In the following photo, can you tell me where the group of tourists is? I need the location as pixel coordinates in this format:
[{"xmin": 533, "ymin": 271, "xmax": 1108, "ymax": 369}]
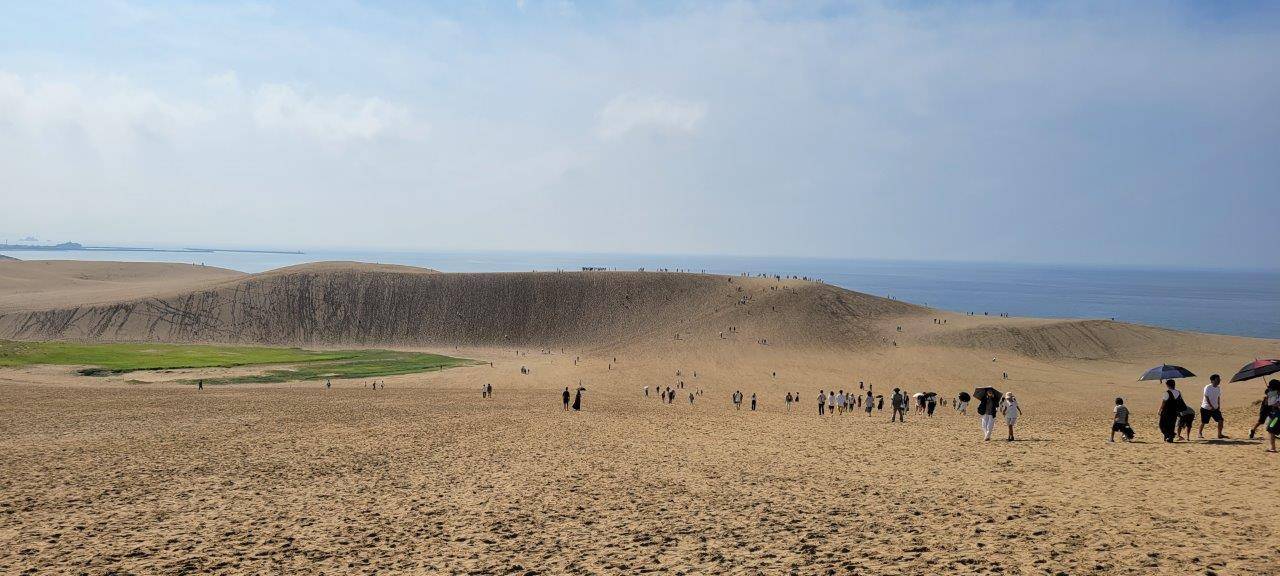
[{"xmin": 1140, "ymin": 375, "xmax": 1280, "ymax": 452}]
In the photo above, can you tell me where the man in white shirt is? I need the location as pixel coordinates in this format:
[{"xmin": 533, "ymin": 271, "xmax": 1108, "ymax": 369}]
[{"xmin": 1198, "ymin": 374, "xmax": 1226, "ymax": 439}]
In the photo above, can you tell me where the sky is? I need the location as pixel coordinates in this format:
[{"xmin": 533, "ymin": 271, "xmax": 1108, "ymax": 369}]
[{"xmin": 1, "ymin": 1, "xmax": 1277, "ymax": 268}]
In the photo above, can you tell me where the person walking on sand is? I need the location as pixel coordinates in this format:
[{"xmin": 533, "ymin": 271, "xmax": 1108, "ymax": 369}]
[
  {"xmin": 1250, "ymin": 383, "xmax": 1276, "ymax": 439},
  {"xmin": 1262, "ymin": 379, "xmax": 1280, "ymax": 452},
  {"xmin": 572, "ymin": 386, "xmax": 585, "ymax": 411},
  {"xmin": 1198, "ymin": 374, "xmax": 1227, "ymax": 439},
  {"xmin": 865, "ymin": 391, "xmax": 874, "ymax": 416},
  {"xmin": 1158, "ymin": 380, "xmax": 1185, "ymax": 443},
  {"xmin": 827, "ymin": 391, "xmax": 836, "ymax": 416},
  {"xmin": 890, "ymin": 389, "xmax": 906, "ymax": 423},
  {"xmin": 956, "ymin": 392, "xmax": 970, "ymax": 415},
  {"xmin": 562, "ymin": 387, "xmax": 571, "ymax": 411},
  {"xmin": 751, "ymin": 393, "xmax": 757, "ymax": 411},
  {"xmin": 197, "ymin": 380, "xmax": 203, "ymax": 390},
  {"xmin": 325, "ymin": 379, "xmax": 331, "ymax": 390},
  {"xmin": 1000, "ymin": 392, "xmax": 1021, "ymax": 441},
  {"xmin": 785, "ymin": 392, "xmax": 793, "ymax": 412},
  {"xmin": 1111, "ymin": 397, "xmax": 1135, "ymax": 442},
  {"xmin": 978, "ymin": 390, "xmax": 999, "ymax": 441},
  {"xmin": 732, "ymin": 390, "xmax": 743, "ymax": 410},
  {"xmin": 818, "ymin": 390, "xmax": 827, "ymax": 415},
  {"xmin": 644, "ymin": 385, "xmax": 649, "ymax": 397}
]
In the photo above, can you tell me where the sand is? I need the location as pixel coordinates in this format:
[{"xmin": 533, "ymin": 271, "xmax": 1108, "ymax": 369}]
[{"xmin": 1, "ymin": 261, "xmax": 1278, "ymax": 575}]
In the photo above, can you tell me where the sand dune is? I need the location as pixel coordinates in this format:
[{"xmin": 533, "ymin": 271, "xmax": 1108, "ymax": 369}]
[
  {"xmin": 0, "ymin": 261, "xmax": 921, "ymax": 350},
  {"xmin": 0, "ymin": 259, "xmax": 243, "ymax": 314},
  {"xmin": 1, "ymin": 260, "xmax": 1278, "ymax": 574}
]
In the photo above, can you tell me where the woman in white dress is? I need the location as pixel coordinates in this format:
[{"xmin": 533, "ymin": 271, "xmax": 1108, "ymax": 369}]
[{"xmin": 1000, "ymin": 392, "xmax": 1022, "ymax": 441}]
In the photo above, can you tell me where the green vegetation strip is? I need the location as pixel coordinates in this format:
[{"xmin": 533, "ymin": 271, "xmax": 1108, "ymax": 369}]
[{"xmin": 0, "ymin": 340, "xmax": 471, "ymax": 383}]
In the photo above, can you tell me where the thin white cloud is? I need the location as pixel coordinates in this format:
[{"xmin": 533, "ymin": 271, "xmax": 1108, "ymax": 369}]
[
  {"xmin": 595, "ymin": 94, "xmax": 707, "ymax": 141},
  {"xmin": 250, "ymin": 84, "xmax": 425, "ymax": 142}
]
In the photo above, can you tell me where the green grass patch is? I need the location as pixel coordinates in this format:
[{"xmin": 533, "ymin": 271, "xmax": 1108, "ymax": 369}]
[{"xmin": 0, "ymin": 340, "xmax": 471, "ymax": 383}]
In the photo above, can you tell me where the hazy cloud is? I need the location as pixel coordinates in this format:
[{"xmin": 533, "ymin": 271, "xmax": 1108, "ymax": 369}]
[{"xmin": 596, "ymin": 94, "xmax": 707, "ymax": 141}]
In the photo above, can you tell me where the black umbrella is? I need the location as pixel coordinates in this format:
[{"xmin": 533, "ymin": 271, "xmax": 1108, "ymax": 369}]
[
  {"xmin": 973, "ymin": 387, "xmax": 1002, "ymax": 402},
  {"xmin": 1228, "ymin": 359, "xmax": 1280, "ymax": 383},
  {"xmin": 1139, "ymin": 364, "xmax": 1195, "ymax": 382},
  {"xmin": 957, "ymin": 391, "xmax": 971, "ymax": 402}
]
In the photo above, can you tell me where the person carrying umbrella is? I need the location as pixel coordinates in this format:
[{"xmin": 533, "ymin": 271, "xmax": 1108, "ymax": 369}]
[
  {"xmin": 975, "ymin": 387, "xmax": 1002, "ymax": 441},
  {"xmin": 1262, "ymin": 379, "xmax": 1280, "ymax": 452},
  {"xmin": 1230, "ymin": 359, "xmax": 1280, "ymax": 440},
  {"xmin": 1158, "ymin": 380, "xmax": 1188, "ymax": 442},
  {"xmin": 1140, "ymin": 365, "xmax": 1194, "ymax": 443}
]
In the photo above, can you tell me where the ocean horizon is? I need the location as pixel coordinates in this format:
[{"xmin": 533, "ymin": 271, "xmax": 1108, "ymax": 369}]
[{"xmin": 4, "ymin": 247, "xmax": 1277, "ymax": 340}]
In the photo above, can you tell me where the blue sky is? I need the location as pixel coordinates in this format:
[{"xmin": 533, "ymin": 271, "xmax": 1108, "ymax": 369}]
[{"xmin": 1, "ymin": 1, "xmax": 1277, "ymax": 268}]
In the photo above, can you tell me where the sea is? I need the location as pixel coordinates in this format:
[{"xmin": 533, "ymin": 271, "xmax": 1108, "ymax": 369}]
[{"xmin": 4, "ymin": 248, "xmax": 1277, "ymax": 340}]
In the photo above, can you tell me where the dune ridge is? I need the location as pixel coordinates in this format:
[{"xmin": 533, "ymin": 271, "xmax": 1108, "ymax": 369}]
[{"xmin": 0, "ymin": 261, "xmax": 920, "ymax": 350}]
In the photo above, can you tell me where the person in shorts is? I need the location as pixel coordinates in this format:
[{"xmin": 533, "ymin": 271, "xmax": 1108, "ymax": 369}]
[
  {"xmin": 1198, "ymin": 374, "xmax": 1226, "ymax": 439},
  {"xmin": 1111, "ymin": 397, "xmax": 1134, "ymax": 442}
]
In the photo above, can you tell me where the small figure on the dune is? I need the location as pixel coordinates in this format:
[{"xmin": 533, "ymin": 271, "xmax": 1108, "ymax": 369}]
[
  {"xmin": 197, "ymin": 380, "xmax": 203, "ymax": 390},
  {"xmin": 1198, "ymin": 374, "xmax": 1226, "ymax": 440},
  {"xmin": 876, "ymin": 395, "xmax": 884, "ymax": 411},
  {"xmin": 572, "ymin": 386, "xmax": 585, "ymax": 411},
  {"xmin": 1250, "ymin": 380, "xmax": 1279, "ymax": 440},
  {"xmin": 562, "ymin": 387, "xmax": 571, "ymax": 410},
  {"xmin": 732, "ymin": 390, "xmax": 743, "ymax": 410},
  {"xmin": 890, "ymin": 389, "xmax": 906, "ymax": 423},
  {"xmin": 865, "ymin": 391, "xmax": 874, "ymax": 416},
  {"xmin": 817, "ymin": 390, "xmax": 827, "ymax": 416},
  {"xmin": 1002, "ymin": 372, "xmax": 1008, "ymax": 380},
  {"xmin": 750, "ymin": 393, "xmax": 757, "ymax": 411},
  {"xmin": 644, "ymin": 385, "xmax": 650, "ymax": 397},
  {"xmin": 826, "ymin": 390, "xmax": 836, "ymax": 416},
  {"xmin": 1158, "ymin": 380, "xmax": 1185, "ymax": 442},
  {"xmin": 689, "ymin": 392, "xmax": 695, "ymax": 404},
  {"xmin": 1000, "ymin": 393, "xmax": 1021, "ymax": 441},
  {"xmin": 956, "ymin": 391, "xmax": 970, "ymax": 415},
  {"xmin": 1176, "ymin": 403, "xmax": 1195, "ymax": 441},
  {"xmin": 785, "ymin": 392, "xmax": 793, "ymax": 412},
  {"xmin": 977, "ymin": 389, "xmax": 1000, "ymax": 441},
  {"xmin": 926, "ymin": 394, "xmax": 937, "ymax": 417},
  {"xmin": 325, "ymin": 379, "xmax": 331, "ymax": 390},
  {"xmin": 1262, "ymin": 380, "xmax": 1280, "ymax": 452},
  {"xmin": 1111, "ymin": 397, "xmax": 1134, "ymax": 442},
  {"xmin": 485, "ymin": 383, "xmax": 493, "ymax": 398}
]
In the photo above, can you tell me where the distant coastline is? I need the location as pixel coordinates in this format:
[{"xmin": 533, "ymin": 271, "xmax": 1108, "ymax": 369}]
[{"xmin": 0, "ymin": 242, "xmax": 303, "ymax": 255}]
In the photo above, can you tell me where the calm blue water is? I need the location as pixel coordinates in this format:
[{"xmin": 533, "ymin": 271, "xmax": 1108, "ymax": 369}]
[{"xmin": 4, "ymin": 248, "xmax": 1277, "ymax": 339}]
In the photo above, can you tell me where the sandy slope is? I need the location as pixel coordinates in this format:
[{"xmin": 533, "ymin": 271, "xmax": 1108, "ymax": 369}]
[
  {"xmin": 0, "ymin": 260, "xmax": 243, "ymax": 314},
  {"xmin": 0, "ymin": 261, "xmax": 1277, "ymax": 574}
]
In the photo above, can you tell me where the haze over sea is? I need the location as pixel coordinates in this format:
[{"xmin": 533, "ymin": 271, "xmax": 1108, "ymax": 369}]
[{"xmin": 5, "ymin": 248, "xmax": 1277, "ymax": 340}]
